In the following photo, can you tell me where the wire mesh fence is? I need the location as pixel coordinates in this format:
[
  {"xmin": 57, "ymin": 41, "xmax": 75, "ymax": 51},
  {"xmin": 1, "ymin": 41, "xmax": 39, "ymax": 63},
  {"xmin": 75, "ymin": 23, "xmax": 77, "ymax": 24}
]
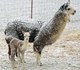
[{"xmin": 0, "ymin": 0, "xmax": 80, "ymax": 30}]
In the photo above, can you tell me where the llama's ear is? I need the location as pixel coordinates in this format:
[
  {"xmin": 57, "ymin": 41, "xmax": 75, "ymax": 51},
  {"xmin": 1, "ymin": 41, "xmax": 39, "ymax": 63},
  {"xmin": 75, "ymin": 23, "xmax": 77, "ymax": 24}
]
[
  {"xmin": 22, "ymin": 31, "xmax": 25, "ymax": 34},
  {"xmin": 29, "ymin": 31, "xmax": 31, "ymax": 34},
  {"xmin": 68, "ymin": 0, "xmax": 70, "ymax": 4}
]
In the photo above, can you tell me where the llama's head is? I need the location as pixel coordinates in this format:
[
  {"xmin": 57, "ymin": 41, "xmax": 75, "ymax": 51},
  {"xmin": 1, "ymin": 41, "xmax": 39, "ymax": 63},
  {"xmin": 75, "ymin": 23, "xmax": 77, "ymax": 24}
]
[
  {"xmin": 22, "ymin": 31, "xmax": 30, "ymax": 41},
  {"xmin": 59, "ymin": 0, "xmax": 76, "ymax": 15}
]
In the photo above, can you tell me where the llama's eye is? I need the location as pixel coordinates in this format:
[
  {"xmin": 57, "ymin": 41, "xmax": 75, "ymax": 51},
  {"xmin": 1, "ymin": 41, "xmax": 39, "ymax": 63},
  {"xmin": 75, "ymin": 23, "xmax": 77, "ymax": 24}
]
[{"xmin": 67, "ymin": 8, "xmax": 70, "ymax": 10}]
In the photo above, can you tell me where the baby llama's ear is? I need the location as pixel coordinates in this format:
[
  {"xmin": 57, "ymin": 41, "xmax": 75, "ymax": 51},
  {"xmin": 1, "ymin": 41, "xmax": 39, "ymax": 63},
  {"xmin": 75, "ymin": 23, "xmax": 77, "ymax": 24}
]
[
  {"xmin": 22, "ymin": 31, "xmax": 25, "ymax": 35},
  {"xmin": 29, "ymin": 30, "xmax": 31, "ymax": 33},
  {"xmin": 27, "ymin": 32, "xmax": 30, "ymax": 36}
]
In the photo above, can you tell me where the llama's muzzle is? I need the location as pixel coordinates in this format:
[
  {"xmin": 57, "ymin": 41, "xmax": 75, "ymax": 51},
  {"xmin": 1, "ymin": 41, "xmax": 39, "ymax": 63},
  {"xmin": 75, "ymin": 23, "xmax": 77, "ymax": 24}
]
[{"xmin": 72, "ymin": 10, "xmax": 76, "ymax": 15}]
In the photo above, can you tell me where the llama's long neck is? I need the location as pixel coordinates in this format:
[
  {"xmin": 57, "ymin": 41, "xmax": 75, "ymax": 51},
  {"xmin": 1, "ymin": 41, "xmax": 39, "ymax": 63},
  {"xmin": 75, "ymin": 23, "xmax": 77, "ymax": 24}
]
[
  {"xmin": 22, "ymin": 37, "xmax": 29, "ymax": 50},
  {"xmin": 51, "ymin": 12, "xmax": 69, "ymax": 34}
]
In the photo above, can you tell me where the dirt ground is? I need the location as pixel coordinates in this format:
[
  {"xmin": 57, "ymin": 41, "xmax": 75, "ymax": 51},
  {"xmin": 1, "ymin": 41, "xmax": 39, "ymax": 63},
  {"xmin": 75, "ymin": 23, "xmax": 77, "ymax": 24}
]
[{"xmin": 0, "ymin": 30, "xmax": 80, "ymax": 70}]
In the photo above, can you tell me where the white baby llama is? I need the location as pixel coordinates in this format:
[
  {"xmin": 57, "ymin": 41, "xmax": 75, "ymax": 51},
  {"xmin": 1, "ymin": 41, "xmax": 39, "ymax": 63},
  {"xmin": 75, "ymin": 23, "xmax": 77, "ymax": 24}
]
[{"xmin": 9, "ymin": 31, "xmax": 30, "ymax": 70}]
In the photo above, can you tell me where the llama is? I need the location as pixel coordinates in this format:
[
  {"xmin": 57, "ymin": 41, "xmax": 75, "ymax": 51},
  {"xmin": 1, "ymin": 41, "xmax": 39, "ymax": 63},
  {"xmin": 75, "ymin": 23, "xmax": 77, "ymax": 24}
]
[
  {"xmin": 9, "ymin": 31, "xmax": 30, "ymax": 69},
  {"xmin": 5, "ymin": 20, "xmax": 44, "ymax": 41},
  {"xmin": 33, "ymin": 0, "xmax": 76, "ymax": 66},
  {"xmin": 5, "ymin": 21, "xmax": 44, "ymax": 58}
]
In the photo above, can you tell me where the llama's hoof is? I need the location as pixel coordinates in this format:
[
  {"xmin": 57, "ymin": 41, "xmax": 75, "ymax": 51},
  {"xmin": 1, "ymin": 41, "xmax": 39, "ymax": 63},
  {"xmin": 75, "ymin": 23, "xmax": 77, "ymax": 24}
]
[
  {"xmin": 39, "ymin": 63, "xmax": 43, "ymax": 66},
  {"xmin": 12, "ymin": 64, "xmax": 18, "ymax": 70},
  {"xmin": 23, "ymin": 60, "xmax": 26, "ymax": 63},
  {"xmin": 19, "ymin": 60, "xmax": 26, "ymax": 63},
  {"xmin": 37, "ymin": 62, "xmax": 43, "ymax": 66}
]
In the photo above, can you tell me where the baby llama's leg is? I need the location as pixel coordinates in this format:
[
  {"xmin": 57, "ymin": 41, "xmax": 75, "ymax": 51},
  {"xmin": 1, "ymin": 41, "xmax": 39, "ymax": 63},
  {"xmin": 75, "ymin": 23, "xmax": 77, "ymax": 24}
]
[
  {"xmin": 22, "ymin": 51, "xmax": 26, "ymax": 63},
  {"xmin": 17, "ymin": 49, "xmax": 22, "ymax": 63},
  {"xmin": 17, "ymin": 51, "xmax": 26, "ymax": 70},
  {"xmin": 21, "ymin": 51, "xmax": 26, "ymax": 70},
  {"xmin": 11, "ymin": 46, "xmax": 18, "ymax": 70}
]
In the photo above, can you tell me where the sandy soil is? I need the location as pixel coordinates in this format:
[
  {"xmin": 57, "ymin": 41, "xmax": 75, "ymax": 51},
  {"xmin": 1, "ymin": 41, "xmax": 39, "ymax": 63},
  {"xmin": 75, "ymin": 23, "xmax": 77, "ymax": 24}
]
[{"xmin": 0, "ymin": 30, "xmax": 80, "ymax": 70}]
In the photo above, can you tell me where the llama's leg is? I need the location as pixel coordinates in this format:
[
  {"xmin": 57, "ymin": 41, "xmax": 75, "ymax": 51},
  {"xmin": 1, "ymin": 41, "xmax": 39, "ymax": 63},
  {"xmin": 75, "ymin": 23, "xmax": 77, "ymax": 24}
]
[
  {"xmin": 18, "ymin": 52, "xmax": 23, "ymax": 63},
  {"xmin": 18, "ymin": 51, "xmax": 25, "ymax": 63},
  {"xmin": 17, "ymin": 50, "xmax": 24, "ymax": 70},
  {"xmin": 33, "ymin": 45, "xmax": 43, "ymax": 66},
  {"xmin": 17, "ymin": 50, "xmax": 21, "ymax": 62},
  {"xmin": 8, "ymin": 44, "xmax": 11, "ymax": 59},
  {"xmin": 15, "ymin": 47, "xmax": 18, "ymax": 57},
  {"xmin": 36, "ymin": 52, "xmax": 42, "ymax": 66},
  {"xmin": 21, "ymin": 52, "xmax": 26, "ymax": 70},
  {"xmin": 21, "ymin": 51, "xmax": 26, "ymax": 63},
  {"xmin": 11, "ymin": 47, "xmax": 18, "ymax": 70}
]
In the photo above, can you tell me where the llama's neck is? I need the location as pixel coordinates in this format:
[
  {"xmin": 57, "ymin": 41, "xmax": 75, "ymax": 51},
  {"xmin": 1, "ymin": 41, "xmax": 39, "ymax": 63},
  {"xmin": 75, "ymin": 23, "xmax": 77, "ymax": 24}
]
[
  {"xmin": 22, "ymin": 37, "xmax": 29, "ymax": 50},
  {"xmin": 51, "ymin": 12, "xmax": 69, "ymax": 33}
]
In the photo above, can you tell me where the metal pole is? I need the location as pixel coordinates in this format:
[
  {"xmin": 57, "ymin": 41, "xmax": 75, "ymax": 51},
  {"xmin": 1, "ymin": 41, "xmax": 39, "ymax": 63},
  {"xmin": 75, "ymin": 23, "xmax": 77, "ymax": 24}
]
[{"xmin": 31, "ymin": 0, "xmax": 33, "ymax": 19}]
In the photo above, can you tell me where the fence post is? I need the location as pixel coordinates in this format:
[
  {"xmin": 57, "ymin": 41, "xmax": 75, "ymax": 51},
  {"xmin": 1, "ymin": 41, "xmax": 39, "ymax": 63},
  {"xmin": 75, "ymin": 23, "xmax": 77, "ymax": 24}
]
[{"xmin": 31, "ymin": 0, "xmax": 33, "ymax": 19}]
